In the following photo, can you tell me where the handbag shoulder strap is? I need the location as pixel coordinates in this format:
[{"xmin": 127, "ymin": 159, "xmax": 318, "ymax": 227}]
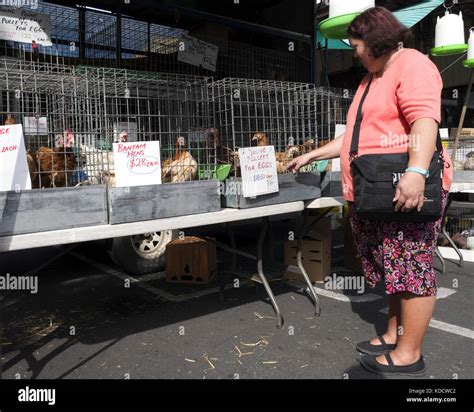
[
  {"xmin": 349, "ymin": 75, "xmax": 443, "ymax": 159},
  {"xmin": 350, "ymin": 76, "xmax": 373, "ymax": 159}
]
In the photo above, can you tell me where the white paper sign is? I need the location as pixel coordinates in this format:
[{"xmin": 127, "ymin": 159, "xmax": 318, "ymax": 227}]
[
  {"xmin": 0, "ymin": 7, "xmax": 52, "ymax": 46},
  {"xmin": 439, "ymin": 128, "xmax": 449, "ymax": 140},
  {"xmin": 177, "ymin": 35, "xmax": 218, "ymax": 72},
  {"xmin": 113, "ymin": 122, "xmax": 138, "ymax": 143},
  {"xmin": 239, "ymin": 146, "xmax": 279, "ymax": 198},
  {"xmin": 113, "ymin": 141, "xmax": 161, "ymax": 187},
  {"xmin": 335, "ymin": 124, "xmax": 346, "ymax": 139},
  {"xmin": 23, "ymin": 116, "xmax": 48, "ymax": 135},
  {"xmin": 0, "ymin": 124, "xmax": 32, "ymax": 191},
  {"xmin": 332, "ymin": 124, "xmax": 346, "ymax": 172}
]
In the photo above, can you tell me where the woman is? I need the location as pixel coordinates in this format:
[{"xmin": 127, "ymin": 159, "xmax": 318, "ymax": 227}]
[{"xmin": 288, "ymin": 7, "xmax": 452, "ymax": 376}]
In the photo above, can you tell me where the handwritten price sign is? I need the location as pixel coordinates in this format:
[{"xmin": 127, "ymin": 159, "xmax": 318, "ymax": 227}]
[
  {"xmin": 0, "ymin": 7, "xmax": 53, "ymax": 46},
  {"xmin": 0, "ymin": 124, "xmax": 31, "ymax": 191},
  {"xmin": 113, "ymin": 141, "xmax": 162, "ymax": 187},
  {"xmin": 238, "ymin": 146, "xmax": 279, "ymax": 198}
]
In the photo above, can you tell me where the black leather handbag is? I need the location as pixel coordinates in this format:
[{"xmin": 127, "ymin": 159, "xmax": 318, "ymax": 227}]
[{"xmin": 350, "ymin": 76, "xmax": 445, "ymax": 222}]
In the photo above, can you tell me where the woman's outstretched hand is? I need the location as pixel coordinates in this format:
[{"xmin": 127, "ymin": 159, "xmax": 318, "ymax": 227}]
[
  {"xmin": 286, "ymin": 153, "xmax": 312, "ymax": 173},
  {"xmin": 393, "ymin": 172, "xmax": 426, "ymax": 213}
]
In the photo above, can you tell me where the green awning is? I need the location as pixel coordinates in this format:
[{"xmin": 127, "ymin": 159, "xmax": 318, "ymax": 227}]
[{"xmin": 317, "ymin": 0, "xmax": 444, "ymax": 50}]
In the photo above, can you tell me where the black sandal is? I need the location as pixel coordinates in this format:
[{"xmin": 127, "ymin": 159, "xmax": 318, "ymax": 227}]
[
  {"xmin": 360, "ymin": 353, "xmax": 426, "ymax": 376},
  {"xmin": 356, "ymin": 335, "xmax": 397, "ymax": 356}
]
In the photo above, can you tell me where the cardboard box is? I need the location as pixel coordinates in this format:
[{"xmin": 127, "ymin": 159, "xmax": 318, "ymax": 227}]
[
  {"xmin": 284, "ymin": 239, "xmax": 331, "ymax": 283},
  {"xmin": 305, "ymin": 216, "xmax": 332, "ymax": 242},
  {"xmin": 166, "ymin": 236, "xmax": 217, "ymax": 284},
  {"xmin": 344, "ymin": 220, "xmax": 363, "ymax": 274},
  {"xmin": 450, "ymin": 128, "xmax": 474, "ymax": 138}
]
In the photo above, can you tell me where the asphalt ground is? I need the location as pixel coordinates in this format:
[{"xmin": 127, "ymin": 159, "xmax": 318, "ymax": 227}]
[{"xmin": 0, "ymin": 221, "xmax": 472, "ymax": 382}]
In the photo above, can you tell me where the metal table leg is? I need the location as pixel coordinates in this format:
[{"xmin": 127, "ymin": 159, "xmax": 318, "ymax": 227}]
[
  {"xmin": 216, "ymin": 219, "xmax": 284, "ymax": 328},
  {"xmin": 441, "ymin": 195, "xmax": 464, "ymax": 268},
  {"xmin": 442, "ymin": 226, "xmax": 464, "ymax": 268},
  {"xmin": 296, "ymin": 209, "xmax": 326, "ymax": 316},
  {"xmin": 435, "ymin": 247, "xmax": 446, "ymax": 276},
  {"xmin": 256, "ymin": 217, "xmax": 284, "ymax": 328}
]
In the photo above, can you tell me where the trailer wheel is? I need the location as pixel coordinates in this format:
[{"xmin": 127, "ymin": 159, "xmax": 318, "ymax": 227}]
[{"xmin": 108, "ymin": 230, "xmax": 178, "ymax": 275}]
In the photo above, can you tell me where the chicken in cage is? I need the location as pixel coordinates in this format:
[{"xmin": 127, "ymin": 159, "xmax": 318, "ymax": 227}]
[
  {"xmin": 210, "ymin": 78, "xmax": 354, "ymax": 177},
  {"xmin": 0, "ymin": 57, "xmax": 217, "ymax": 189},
  {"xmin": 210, "ymin": 78, "xmax": 318, "ymax": 177},
  {"xmin": 446, "ymin": 135, "xmax": 474, "ymax": 171},
  {"xmin": 442, "ymin": 201, "xmax": 474, "ymax": 250}
]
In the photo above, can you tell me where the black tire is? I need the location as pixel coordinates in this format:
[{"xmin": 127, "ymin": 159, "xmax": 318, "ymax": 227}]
[{"xmin": 107, "ymin": 230, "xmax": 178, "ymax": 275}]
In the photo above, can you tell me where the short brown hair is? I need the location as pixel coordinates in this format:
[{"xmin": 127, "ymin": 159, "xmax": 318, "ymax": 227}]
[{"xmin": 347, "ymin": 7, "xmax": 412, "ymax": 58}]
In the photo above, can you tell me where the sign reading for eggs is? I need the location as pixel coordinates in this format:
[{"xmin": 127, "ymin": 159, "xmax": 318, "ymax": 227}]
[
  {"xmin": 113, "ymin": 141, "xmax": 162, "ymax": 187},
  {"xmin": 239, "ymin": 146, "xmax": 279, "ymax": 198}
]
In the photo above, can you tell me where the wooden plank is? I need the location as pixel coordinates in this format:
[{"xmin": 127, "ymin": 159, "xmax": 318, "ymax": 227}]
[
  {"xmin": 222, "ymin": 172, "xmax": 321, "ymax": 209},
  {"xmin": 320, "ymin": 171, "xmax": 342, "ymax": 197},
  {"xmin": 108, "ymin": 180, "xmax": 221, "ymax": 225},
  {"xmin": 0, "ymin": 201, "xmax": 305, "ymax": 252},
  {"xmin": 453, "ymin": 171, "xmax": 474, "ymax": 183},
  {"xmin": 0, "ymin": 186, "xmax": 108, "ymax": 237},
  {"xmin": 306, "ymin": 197, "xmax": 345, "ymax": 209},
  {"xmin": 450, "ymin": 128, "xmax": 474, "ymax": 138}
]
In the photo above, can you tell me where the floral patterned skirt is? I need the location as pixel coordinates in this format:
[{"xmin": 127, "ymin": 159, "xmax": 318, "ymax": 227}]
[{"xmin": 348, "ymin": 190, "xmax": 449, "ymax": 296}]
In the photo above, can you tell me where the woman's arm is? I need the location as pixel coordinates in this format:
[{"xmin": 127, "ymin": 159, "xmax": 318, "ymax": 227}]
[
  {"xmin": 287, "ymin": 133, "xmax": 345, "ymax": 172},
  {"xmin": 393, "ymin": 118, "xmax": 438, "ymax": 212},
  {"xmin": 407, "ymin": 118, "xmax": 437, "ymax": 169}
]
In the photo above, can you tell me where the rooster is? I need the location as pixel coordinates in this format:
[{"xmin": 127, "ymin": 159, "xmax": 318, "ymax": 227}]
[
  {"xmin": 161, "ymin": 136, "xmax": 197, "ymax": 183},
  {"xmin": 252, "ymin": 132, "xmax": 269, "ymax": 147},
  {"xmin": 78, "ymin": 144, "xmax": 115, "ymax": 185},
  {"xmin": 117, "ymin": 130, "xmax": 128, "ymax": 143},
  {"xmin": 101, "ymin": 170, "xmax": 116, "ymax": 187},
  {"xmin": 4, "ymin": 113, "xmax": 15, "ymax": 125},
  {"xmin": 251, "ymin": 132, "xmax": 300, "ymax": 173},
  {"xmin": 36, "ymin": 147, "xmax": 75, "ymax": 188},
  {"xmin": 27, "ymin": 151, "xmax": 39, "ymax": 188}
]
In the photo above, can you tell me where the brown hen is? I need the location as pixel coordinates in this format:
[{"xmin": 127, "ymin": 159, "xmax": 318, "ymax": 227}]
[
  {"xmin": 36, "ymin": 147, "xmax": 75, "ymax": 188},
  {"xmin": 251, "ymin": 132, "xmax": 300, "ymax": 173},
  {"xmin": 161, "ymin": 137, "xmax": 197, "ymax": 183}
]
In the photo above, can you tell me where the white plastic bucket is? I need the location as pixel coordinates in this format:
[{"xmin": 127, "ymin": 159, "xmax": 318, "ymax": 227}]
[
  {"xmin": 328, "ymin": 0, "xmax": 375, "ymax": 19},
  {"xmin": 468, "ymin": 28, "xmax": 474, "ymax": 60},
  {"xmin": 435, "ymin": 11, "xmax": 466, "ymax": 48}
]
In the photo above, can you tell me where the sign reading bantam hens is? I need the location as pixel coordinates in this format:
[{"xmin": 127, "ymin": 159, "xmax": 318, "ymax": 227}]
[
  {"xmin": 0, "ymin": 124, "xmax": 32, "ymax": 191},
  {"xmin": 239, "ymin": 146, "xmax": 279, "ymax": 198},
  {"xmin": 113, "ymin": 141, "xmax": 162, "ymax": 187}
]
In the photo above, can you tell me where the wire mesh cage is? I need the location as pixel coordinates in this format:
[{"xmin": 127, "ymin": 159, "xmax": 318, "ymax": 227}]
[
  {"xmin": 442, "ymin": 201, "xmax": 474, "ymax": 250},
  {"xmin": 313, "ymin": 86, "xmax": 355, "ymax": 144},
  {"xmin": 0, "ymin": 56, "xmax": 216, "ymax": 189},
  {"xmin": 210, "ymin": 78, "xmax": 354, "ymax": 177},
  {"xmin": 0, "ymin": 1, "xmax": 309, "ymax": 82},
  {"xmin": 445, "ymin": 135, "xmax": 474, "ymax": 171}
]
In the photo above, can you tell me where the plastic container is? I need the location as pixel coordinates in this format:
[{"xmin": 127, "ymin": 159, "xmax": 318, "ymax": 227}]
[
  {"xmin": 432, "ymin": 11, "xmax": 468, "ymax": 56},
  {"xmin": 328, "ymin": 0, "xmax": 374, "ymax": 19},
  {"xmin": 320, "ymin": 0, "xmax": 374, "ymax": 40},
  {"xmin": 198, "ymin": 164, "xmax": 232, "ymax": 181},
  {"xmin": 464, "ymin": 28, "xmax": 474, "ymax": 67}
]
